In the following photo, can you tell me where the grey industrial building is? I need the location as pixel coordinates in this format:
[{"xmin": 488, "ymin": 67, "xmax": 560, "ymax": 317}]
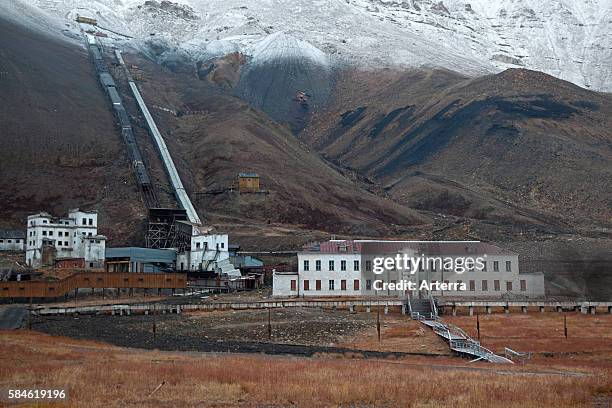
[{"xmin": 105, "ymin": 247, "xmax": 177, "ymax": 273}]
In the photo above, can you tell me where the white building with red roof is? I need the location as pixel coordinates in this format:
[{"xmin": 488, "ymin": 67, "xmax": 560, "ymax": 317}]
[{"xmin": 273, "ymin": 239, "xmax": 545, "ymax": 299}]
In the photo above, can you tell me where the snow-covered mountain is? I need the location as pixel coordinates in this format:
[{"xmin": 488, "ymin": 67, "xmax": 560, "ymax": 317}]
[{"xmin": 3, "ymin": 0, "xmax": 611, "ymax": 91}]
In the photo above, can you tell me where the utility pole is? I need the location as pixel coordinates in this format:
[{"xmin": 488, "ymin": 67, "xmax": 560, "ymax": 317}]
[
  {"xmin": 267, "ymin": 308, "xmax": 272, "ymax": 339},
  {"xmin": 152, "ymin": 303, "xmax": 157, "ymax": 339},
  {"xmin": 28, "ymin": 296, "xmax": 32, "ymax": 330},
  {"xmin": 377, "ymin": 304, "xmax": 381, "ymax": 344}
]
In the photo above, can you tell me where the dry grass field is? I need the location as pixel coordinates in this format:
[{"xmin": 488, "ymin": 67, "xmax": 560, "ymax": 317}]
[
  {"xmin": 1, "ymin": 321, "xmax": 611, "ymax": 407},
  {"xmin": 444, "ymin": 312, "xmax": 612, "ymax": 368}
]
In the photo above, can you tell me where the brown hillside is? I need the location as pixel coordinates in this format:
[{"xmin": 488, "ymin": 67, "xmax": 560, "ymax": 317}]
[
  {"xmin": 303, "ymin": 68, "xmax": 612, "ymax": 231},
  {"xmin": 0, "ymin": 18, "xmax": 146, "ymax": 244}
]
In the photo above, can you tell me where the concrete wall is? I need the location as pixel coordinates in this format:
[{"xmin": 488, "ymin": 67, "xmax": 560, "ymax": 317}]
[
  {"xmin": 273, "ymin": 251, "xmax": 545, "ymax": 299},
  {"xmin": 188, "ymin": 234, "xmax": 229, "ymax": 271},
  {"xmin": 273, "ymin": 272, "xmax": 298, "ymax": 297},
  {"xmin": 0, "ymin": 238, "xmax": 24, "ymax": 251},
  {"xmin": 25, "ymin": 211, "xmax": 104, "ymax": 268}
]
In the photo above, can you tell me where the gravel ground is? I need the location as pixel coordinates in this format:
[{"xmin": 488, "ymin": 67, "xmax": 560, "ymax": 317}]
[{"xmin": 31, "ymin": 307, "xmax": 445, "ymax": 358}]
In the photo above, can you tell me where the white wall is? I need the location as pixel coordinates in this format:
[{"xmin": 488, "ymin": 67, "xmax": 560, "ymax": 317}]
[
  {"xmin": 189, "ymin": 234, "xmax": 229, "ymax": 271},
  {"xmin": 272, "ymin": 272, "xmax": 299, "ymax": 297},
  {"xmin": 272, "ymin": 249, "xmax": 545, "ymax": 299},
  {"xmin": 25, "ymin": 211, "xmax": 103, "ymax": 268},
  {"xmin": 296, "ymin": 252, "xmax": 362, "ymax": 296},
  {"xmin": 0, "ymin": 238, "xmax": 24, "ymax": 251}
]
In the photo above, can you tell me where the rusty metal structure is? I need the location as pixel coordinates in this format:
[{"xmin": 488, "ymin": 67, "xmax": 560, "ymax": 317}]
[
  {"xmin": 0, "ymin": 272, "xmax": 186, "ymax": 299},
  {"xmin": 145, "ymin": 208, "xmax": 191, "ymax": 252}
]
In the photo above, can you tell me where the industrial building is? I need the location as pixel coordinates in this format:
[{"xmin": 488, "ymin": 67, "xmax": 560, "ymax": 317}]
[
  {"xmin": 83, "ymin": 37, "xmax": 239, "ymax": 278},
  {"xmin": 238, "ymin": 172, "xmax": 260, "ymax": 193},
  {"xmin": 273, "ymin": 239, "xmax": 545, "ymax": 299},
  {"xmin": 0, "ymin": 230, "xmax": 25, "ymax": 251},
  {"xmin": 25, "ymin": 209, "xmax": 106, "ymax": 269},
  {"xmin": 105, "ymin": 247, "xmax": 176, "ymax": 273}
]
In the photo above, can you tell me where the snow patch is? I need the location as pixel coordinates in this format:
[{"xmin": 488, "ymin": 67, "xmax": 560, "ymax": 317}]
[{"xmin": 249, "ymin": 32, "xmax": 329, "ymax": 67}]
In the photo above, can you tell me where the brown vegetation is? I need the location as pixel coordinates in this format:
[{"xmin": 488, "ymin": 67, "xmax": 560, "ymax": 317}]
[
  {"xmin": 444, "ymin": 312, "xmax": 612, "ymax": 368},
  {"xmin": 0, "ymin": 330, "xmax": 610, "ymax": 407}
]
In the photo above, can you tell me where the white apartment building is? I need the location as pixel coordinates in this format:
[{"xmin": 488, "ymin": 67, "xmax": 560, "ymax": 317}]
[
  {"xmin": 0, "ymin": 230, "xmax": 25, "ymax": 251},
  {"xmin": 25, "ymin": 209, "xmax": 106, "ymax": 269},
  {"xmin": 273, "ymin": 240, "xmax": 545, "ymax": 299}
]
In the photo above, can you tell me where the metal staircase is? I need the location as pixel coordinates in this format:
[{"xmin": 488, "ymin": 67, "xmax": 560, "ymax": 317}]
[{"xmin": 411, "ymin": 295, "xmax": 513, "ymax": 364}]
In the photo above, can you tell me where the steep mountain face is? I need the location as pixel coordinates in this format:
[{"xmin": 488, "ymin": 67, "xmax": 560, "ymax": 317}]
[
  {"xmin": 0, "ymin": 11, "xmax": 430, "ymax": 243},
  {"xmin": 303, "ymin": 68, "xmax": 612, "ymax": 232},
  {"xmin": 122, "ymin": 53, "xmax": 428, "ymax": 237},
  {"xmin": 236, "ymin": 32, "xmax": 332, "ymax": 132},
  {"xmin": 0, "ymin": 17, "xmax": 146, "ymax": 244},
  {"xmin": 17, "ymin": 0, "xmax": 612, "ymax": 92}
]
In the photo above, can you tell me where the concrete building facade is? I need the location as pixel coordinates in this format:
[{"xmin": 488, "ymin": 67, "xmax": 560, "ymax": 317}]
[
  {"xmin": 273, "ymin": 240, "xmax": 545, "ymax": 299},
  {"xmin": 25, "ymin": 209, "xmax": 106, "ymax": 269},
  {"xmin": 175, "ymin": 224, "xmax": 239, "ymax": 276},
  {"xmin": 0, "ymin": 230, "xmax": 25, "ymax": 251}
]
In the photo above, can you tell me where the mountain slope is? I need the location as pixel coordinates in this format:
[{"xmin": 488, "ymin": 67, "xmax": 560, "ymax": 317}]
[
  {"xmin": 303, "ymin": 68, "xmax": 612, "ymax": 231},
  {"xmin": 121, "ymin": 53, "xmax": 429, "ymax": 237},
  {"xmin": 10, "ymin": 0, "xmax": 612, "ymax": 91},
  {"xmin": 0, "ymin": 17, "xmax": 146, "ymax": 243}
]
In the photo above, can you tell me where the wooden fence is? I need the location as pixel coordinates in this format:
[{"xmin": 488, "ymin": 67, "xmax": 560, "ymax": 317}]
[{"xmin": 0, "ymin": 272, "xmax": 186, "ymax": 298}]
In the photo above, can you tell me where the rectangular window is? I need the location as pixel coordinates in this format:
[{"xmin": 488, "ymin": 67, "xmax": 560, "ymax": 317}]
[
  {"xmin": 329, "ymin": 280, "xmax": 335, "ymax": 291},
  {"xmin": 506, "ymin": 261, "xmax": 512, "ymax": 272},
  {"xmin": 82, "ymin": 218, "xmax": 87, "ymax": 225},
  {"xmin": 49, "ymin": 231, "xmax": 53, "ymax": 236},
  {"xmin": 506, "ymin": 281, "xmax": 513, "ymax": 291},
  {"xmin": 482, "ymin": 261, "xmax": 487, "ymax": 272},
  {"xmin": 354, "ymin": 279, "xmax": 360, "ymax": 291},
  {"xmin": 365, "ymin": 260, "xmax": 372, "ymax": 271},
  {"xmin": 315, "ymin": 260, "xmax": 321, "ymax": 271},
  {"xmin": 64, "ymin": 241, "xmax": 69, "ymax": 246},
  {"xmin": 469, "ymin": 280, "xmax": 475, "ymax": 291},
  {"xmin": 303, "ymin": 260, "xmax": 309, "ymax": 271},
  {"xmin": 341, "ymin": 280, "xmax": 346, "ymax": 290},
  {"xmin": 316, "ymin": 280, "xmax": 321, "ymax": 291},
  {"xmin": 42, "ymin": 231, "xmax": 47, "ymax": 236},
  {"xmin": 221, "ymin": 242, "xmax": 224, "ymax": 249},
  {"xmin": 366, "ymin": 280, "xmax": 372, "ymax": 290},
  {"xmin": 89, "ymin": 218, "xmax": 93, "ymax": 226},
  {"xmin": 58, "ymin": 231, "xmax": 62, "ymax": 237},
  {"xmin": 304, "ymin": 280, "xmax": 310, "ymax": 291},
  {"xmin": 43, "ymin": 220, "xmax": 47, "ymax": 224},
  {"xmin": 196, "ymin": 242, "xmax": 201, "ymax": 249},
  {"xmin": 354, "ymin": 260, "xmax": 360, "ymax": 271},
  {"xmin": 494, "ymin": 280, "xmax": 500, "ymax": 291},
  {"xmin": 341, "ymin": 260, "xmax": 346, "ymax": 271},
  {"xmin": 290, "ymin": 280, "xmax": 296, "ymax": 291},
  {"xmin": 493, "ymin": 261, "xmax": 499, "ymax": 272},
  {"xmin": 329, "ymin": 260, "xmax": 335, "ymax": 271},
  {"xmin": 520, "ymin": 280, "xmax": 527, "ymax": 291},
  {"xmin": 482, "ymin": 280, "xmax": 488, "ymax": 291},
  {"xmin": 57, "ymin": 241, "xmax": 62, "ymax": 246}
]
